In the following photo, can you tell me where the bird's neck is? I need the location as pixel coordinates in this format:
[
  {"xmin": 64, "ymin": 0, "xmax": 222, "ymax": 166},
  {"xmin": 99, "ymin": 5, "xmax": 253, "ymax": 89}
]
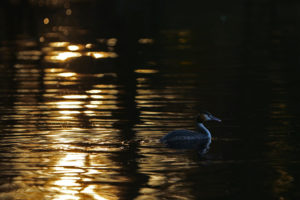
[{"xmin": 197, "ymin": 123, "xmax": 211, "ymax": 138}]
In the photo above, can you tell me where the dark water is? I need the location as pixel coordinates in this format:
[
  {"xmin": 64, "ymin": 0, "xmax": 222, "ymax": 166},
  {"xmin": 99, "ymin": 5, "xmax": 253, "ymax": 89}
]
[{"xmin": 1, "ymin": 1, "xmax": 300, "ymax": 200}]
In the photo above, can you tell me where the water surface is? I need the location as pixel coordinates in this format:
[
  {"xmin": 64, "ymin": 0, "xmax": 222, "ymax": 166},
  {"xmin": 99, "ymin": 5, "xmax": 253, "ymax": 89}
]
[{"xmin": 1, "ymin": 2, "xmax": 300, "ymax": 200}]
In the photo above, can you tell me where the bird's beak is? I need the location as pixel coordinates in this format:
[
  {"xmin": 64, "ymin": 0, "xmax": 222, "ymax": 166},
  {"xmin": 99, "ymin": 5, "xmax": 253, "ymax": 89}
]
[{"xmin": 210, "ymin": 115, "xmax": 222, "ymax": 122}]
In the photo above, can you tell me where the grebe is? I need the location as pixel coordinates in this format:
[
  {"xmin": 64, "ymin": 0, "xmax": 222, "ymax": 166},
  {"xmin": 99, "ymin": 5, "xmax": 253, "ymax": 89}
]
[{"xmin": 160, "ymin": 112, "xmax": 221, "ymax": 154}]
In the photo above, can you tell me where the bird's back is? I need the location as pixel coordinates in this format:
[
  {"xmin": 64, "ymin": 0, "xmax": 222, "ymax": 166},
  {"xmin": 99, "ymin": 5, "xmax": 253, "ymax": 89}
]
[{"xmin": 160, "ymin": 129, "xmax": 210, "ymax": 149}]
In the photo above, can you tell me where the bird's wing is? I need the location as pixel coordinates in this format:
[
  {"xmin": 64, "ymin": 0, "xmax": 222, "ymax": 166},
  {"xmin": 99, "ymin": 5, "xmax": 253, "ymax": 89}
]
[{"xmin": 161, "ymin": 130, "xmax": 202, "ymax": 142}]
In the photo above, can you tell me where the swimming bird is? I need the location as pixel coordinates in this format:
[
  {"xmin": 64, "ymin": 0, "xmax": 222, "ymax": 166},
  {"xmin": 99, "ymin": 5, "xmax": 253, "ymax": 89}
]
[{"xmin": 160, "ymin": 112, "xmax": 221, "ymax": 154}]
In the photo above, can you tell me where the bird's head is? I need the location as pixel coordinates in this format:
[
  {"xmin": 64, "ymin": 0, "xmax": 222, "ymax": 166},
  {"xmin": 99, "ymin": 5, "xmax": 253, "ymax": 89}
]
[{"xmin": 196, "ymin": 111, "xmax": 222, "ymax": 123}]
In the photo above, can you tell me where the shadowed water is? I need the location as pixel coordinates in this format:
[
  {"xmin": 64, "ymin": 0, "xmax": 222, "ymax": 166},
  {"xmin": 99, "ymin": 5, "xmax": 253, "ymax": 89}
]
[{"xmin": 1, "ymin": 1, "xmax": 300, "ymax": 200}]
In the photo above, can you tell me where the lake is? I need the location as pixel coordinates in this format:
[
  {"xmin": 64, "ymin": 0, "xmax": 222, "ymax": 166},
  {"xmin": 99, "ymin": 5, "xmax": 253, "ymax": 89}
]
[{"xmin": 0, "ymin": 1, "xmax": 299, "ymax": 200}]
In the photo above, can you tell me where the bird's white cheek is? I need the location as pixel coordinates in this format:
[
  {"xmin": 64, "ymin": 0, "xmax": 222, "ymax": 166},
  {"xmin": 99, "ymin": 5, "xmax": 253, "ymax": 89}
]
[{"xmin": 204, "ymin": 114, "xmax": 210, "ymax": 121}]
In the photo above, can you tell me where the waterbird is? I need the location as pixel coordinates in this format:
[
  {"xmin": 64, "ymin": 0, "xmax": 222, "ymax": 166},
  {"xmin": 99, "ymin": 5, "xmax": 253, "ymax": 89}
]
[{"xmin": 160, "ymin": 112, "xmax": 221, "ymax": 155}]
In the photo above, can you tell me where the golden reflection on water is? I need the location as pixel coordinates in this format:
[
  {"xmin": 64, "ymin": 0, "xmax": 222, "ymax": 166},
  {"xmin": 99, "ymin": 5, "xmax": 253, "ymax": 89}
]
[
  {"xmin": 86, "ymin": 52, "xmax": 118, "ymax": 59},
  {"xmin": 85, "ymin": 43, "xmax": 93, "ymax": 48},
  {"xmin": 66, "ymin": 8, "xmax": 72, "ymax": 16},
  {"xmin": 42, "ymin": 40, "xmax": 118, "ymax": 63},
  {"xmin": 44, "ymin": 51, "xmax": 118, "ymax": 62},
  {"xmin": 40, "ymin": 127, "xmax": 122, "ymax": 199},
  {"xmin": 90, "ymin": 95, "xmax": 104, "ymax": 99},
  {"xmin": 48, "ymin": 152, "xmax": 109, "ymax": 200},
  {"xmin": 57, "ymin": 103, "xmax": 82, "ymax": 109},
  {"xmin": 1, "ymin": 32, "xmax": 191, "ymax": 200},
  {"xmin": 263, "ymin": 69, "xmax": 295, "ymax": 199},
  {"xmin": 58, "ymin": 72, "xmax": 77, "ymax": 77},
  {"xmin": 50, "ymin": 51, "xmax": 82, "ymax": 61},
  {"xmin": 90, "ymin": 100, "xmax": 103, "ymax": 105},
  {"xmin": 27, "ymin": 61, "xmax": 121, "ymax": 198},
  {"xmin": 62, "ymin": 95, "xmax": 89, "ymax": 99},
  {"xmin": 87, "ymin": 52, "xmax": 104, "ymax": 59},
  {"xmin": 134, "ymin": 69, "xmax": 159, "ymax": 74},
  {"xmin": 57, "ymin": 116, "xmax": 75, "ymax": 120},
  {"xmin": 81, "ymin": 185, "xmax": 109, "ymax": 200},
  {"xmin": 67, "ymin": 45, "xmax": 82, "ymax": 51},
  {"xmin": 86, "ymin": 89, "xmax": 102, "ymax": 94},
  {"xmin": 59, "ymin": 110, "xmax": 81, "ymax": 115},
  {"xmin": 273, "ymin": 168, "xmax": 294, "ymax": 197},
  {"xmin": 138, "ymin": 38, "xmax": 154, "ymax": 44},
  {"xmin": 43, "ymin": 17, "xmax": 50, "ymax": 25},
  {"xmin": 17, "ymin": 50, "xmax": 42, "ymax": 60},
  {"xmin": 49, "ymin": 42, "xmax": 70, "ymax": 47},
  {"xmin": 37, "ymin": 128, "xmax": 121, "ymax": 200}
]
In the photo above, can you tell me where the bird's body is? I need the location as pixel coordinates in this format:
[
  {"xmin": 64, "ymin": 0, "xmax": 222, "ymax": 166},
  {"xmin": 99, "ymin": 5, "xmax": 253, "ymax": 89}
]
[{"xmin": 160, "ymin": 112, "xmax": 221, "ymax": 154}]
